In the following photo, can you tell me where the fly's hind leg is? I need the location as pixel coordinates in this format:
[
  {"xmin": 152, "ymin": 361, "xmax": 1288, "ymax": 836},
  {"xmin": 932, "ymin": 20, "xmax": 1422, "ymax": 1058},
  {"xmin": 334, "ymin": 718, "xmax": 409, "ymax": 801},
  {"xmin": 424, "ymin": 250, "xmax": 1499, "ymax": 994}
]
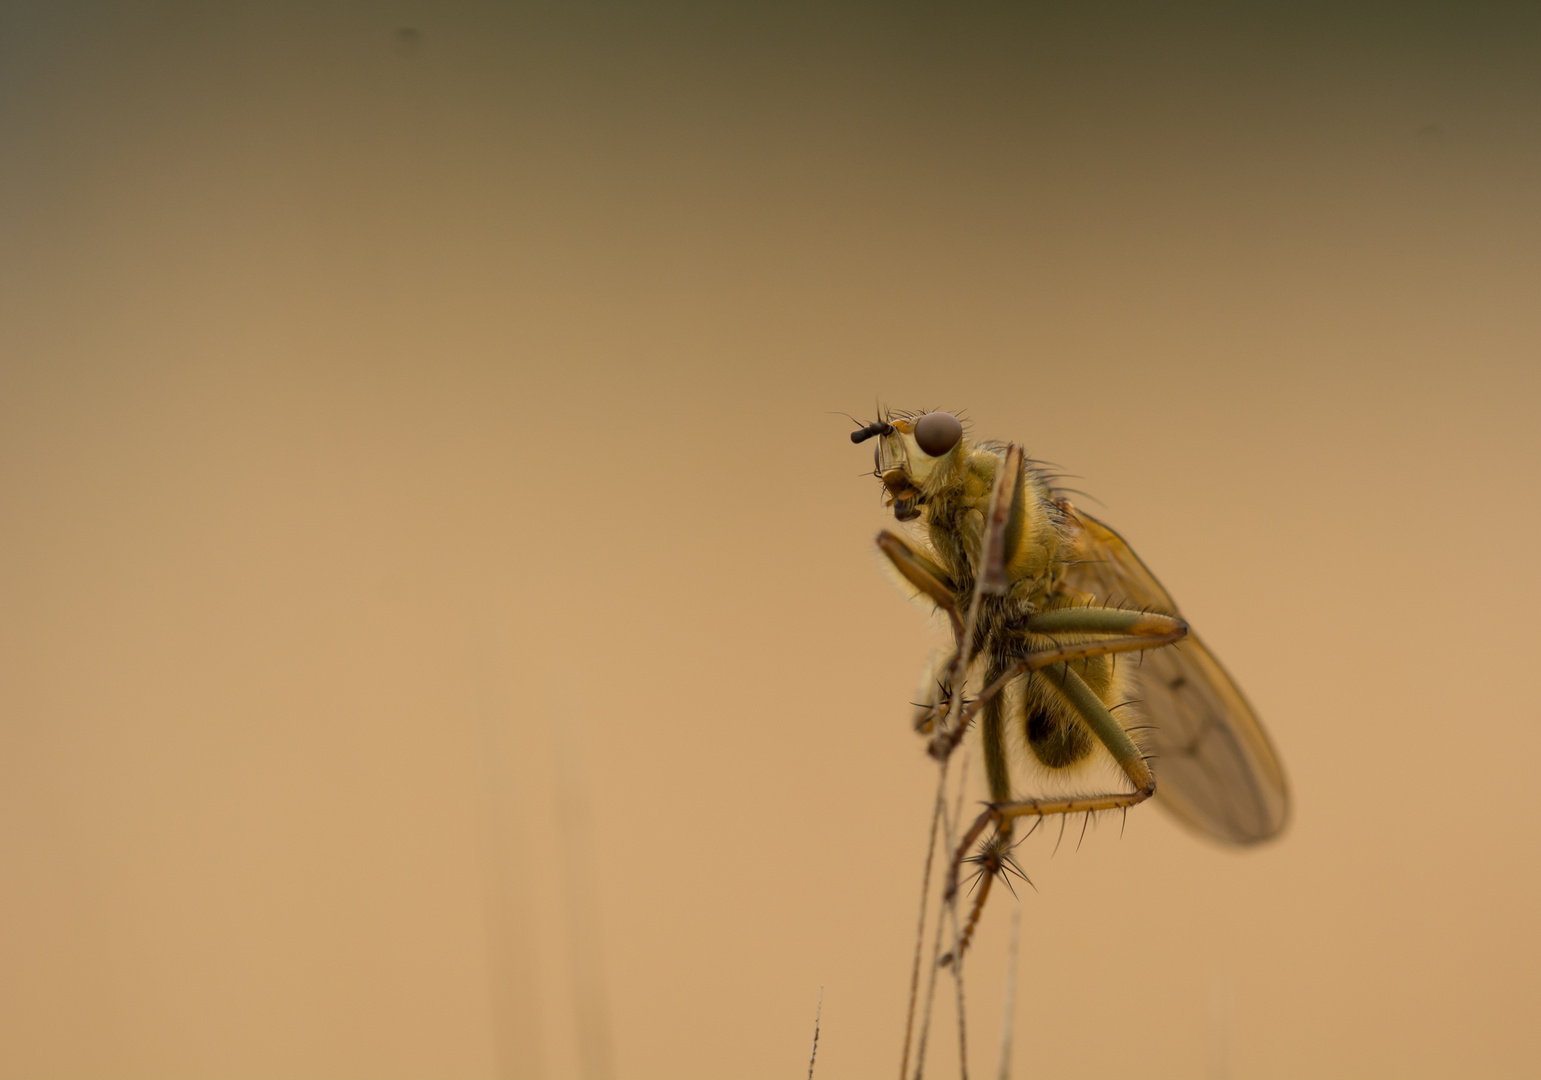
[
  {"xmin": 949, "ymin": 661, "xmax": 1156, "ymax": 898},
  {"xmin": 943, "ymin": 606, "xmax": 1184, "ymax": 905},
  {"xmin": 942, "ymin": 654, "xmax": 1166, "ymax": 963}
]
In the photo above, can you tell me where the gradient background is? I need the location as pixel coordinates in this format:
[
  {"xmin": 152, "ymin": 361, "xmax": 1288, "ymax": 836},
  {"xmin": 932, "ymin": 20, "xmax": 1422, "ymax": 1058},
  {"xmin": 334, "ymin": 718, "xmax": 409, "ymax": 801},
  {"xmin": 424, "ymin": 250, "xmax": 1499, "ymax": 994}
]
[{"xmin": 3, "ymin": 2, "xmax": 1539, "ymax": 1077}]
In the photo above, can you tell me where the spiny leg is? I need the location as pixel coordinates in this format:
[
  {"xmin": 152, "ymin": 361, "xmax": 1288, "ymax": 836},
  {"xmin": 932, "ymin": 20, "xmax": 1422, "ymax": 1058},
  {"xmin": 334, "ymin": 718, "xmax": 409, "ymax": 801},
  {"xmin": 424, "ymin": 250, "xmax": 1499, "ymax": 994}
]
[
  {"xmin": 909, "ymin": 650, "xmax": 957, "ymax": 736},
  {"xmin": 943, "ymin": 663, "xmax": 1159, "ymax": 948},
  {"xmin": 941, "ymin": 829, "xmax": 1034, "ymax": 967}
]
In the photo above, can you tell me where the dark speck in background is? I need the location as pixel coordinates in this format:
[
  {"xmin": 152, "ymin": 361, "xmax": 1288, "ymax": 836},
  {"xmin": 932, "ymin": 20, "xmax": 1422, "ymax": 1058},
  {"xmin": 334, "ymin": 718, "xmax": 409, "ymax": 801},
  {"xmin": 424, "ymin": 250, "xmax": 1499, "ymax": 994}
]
[{"xmin": 394, "ymin": 27, "xmax": 422, "ymax": 56}]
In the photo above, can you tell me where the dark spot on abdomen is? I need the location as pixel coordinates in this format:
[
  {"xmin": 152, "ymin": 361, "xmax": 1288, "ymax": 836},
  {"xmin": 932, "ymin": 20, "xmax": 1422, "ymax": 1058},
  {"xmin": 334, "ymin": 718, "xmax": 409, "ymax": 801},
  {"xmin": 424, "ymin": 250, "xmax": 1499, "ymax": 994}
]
[{"xmin": 1025, "ymin": 702, "xmax": 1095, "ymax": 769}]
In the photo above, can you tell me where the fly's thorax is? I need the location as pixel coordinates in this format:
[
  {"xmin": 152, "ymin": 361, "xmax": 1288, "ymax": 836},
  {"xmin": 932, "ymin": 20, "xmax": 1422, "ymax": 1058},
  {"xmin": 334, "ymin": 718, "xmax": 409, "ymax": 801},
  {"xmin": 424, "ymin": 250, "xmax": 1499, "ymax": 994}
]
[
  {"xmin": 965, "ymin": 592, "xmax": 1027, "ymax": 658},
  {"xmin": 1010, "ymin": 464, "xmax": 1072, "ymax": 589},
  {"xmin": 907, "ymin": 445, "xmax": 989, "ymax": 582},
  {"xmin": 918, "ymin": 445, "xmax": 1067, "ymax": 601}
]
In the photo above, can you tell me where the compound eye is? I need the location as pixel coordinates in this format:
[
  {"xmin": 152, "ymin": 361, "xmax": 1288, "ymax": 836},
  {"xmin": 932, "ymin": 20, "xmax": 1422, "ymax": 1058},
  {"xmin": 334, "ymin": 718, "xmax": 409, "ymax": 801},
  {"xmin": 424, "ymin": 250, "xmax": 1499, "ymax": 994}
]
[{"xmin": 913, "ymin": 411, "xmax": 963, "ymax": 457}]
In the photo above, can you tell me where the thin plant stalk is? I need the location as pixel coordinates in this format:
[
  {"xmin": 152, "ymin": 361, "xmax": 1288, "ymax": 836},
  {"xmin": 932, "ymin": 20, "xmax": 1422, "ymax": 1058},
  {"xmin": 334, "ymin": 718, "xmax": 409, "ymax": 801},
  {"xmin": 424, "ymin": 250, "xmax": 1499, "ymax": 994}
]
[
  {"xmin": 996, "ymin": 899, "xmax": 1022, "ymax": 1080},
  {"xmin": 911, "ymin": 762, "xmax": 957, "ymax": 1080},
  {"xmin": 949, "ymin": 745, "xmax": 973, "ymax": 1080},
  {"xmin": 807, "ymin": 985, "xmax": 823, "ymax": 1080},
  {"xmin": 899, "ymin": 783, "xmax": 945, "ymax": 1080}
]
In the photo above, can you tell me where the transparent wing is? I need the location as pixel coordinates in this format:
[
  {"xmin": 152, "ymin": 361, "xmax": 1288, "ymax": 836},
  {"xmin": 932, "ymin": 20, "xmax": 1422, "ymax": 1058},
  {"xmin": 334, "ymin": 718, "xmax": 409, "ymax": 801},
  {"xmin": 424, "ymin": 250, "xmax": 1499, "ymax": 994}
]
[{"xmin": 1057, "ymin": 503, "xmax": 1289, "ymax": 844}]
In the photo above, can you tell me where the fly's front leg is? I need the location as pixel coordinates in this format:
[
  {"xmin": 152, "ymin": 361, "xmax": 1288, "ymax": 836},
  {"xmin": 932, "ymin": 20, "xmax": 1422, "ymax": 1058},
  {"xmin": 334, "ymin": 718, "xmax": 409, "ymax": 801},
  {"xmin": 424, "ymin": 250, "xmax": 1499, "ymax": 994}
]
[
  {"xmin": 876, "ymin": 531, "xmax": 975, "ymax": 744},
  {"xmin": 875, "ymin": 530, "xmax": 963, "ymax": 643}
]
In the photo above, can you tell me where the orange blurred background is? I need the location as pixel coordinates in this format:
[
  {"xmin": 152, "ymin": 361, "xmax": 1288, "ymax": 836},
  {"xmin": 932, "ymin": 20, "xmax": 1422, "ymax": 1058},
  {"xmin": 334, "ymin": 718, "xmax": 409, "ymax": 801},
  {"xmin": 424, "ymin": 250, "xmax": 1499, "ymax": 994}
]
[{"xmin": 2, "ymin": 3, "xmax": 1539, "ymax": 1077}]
